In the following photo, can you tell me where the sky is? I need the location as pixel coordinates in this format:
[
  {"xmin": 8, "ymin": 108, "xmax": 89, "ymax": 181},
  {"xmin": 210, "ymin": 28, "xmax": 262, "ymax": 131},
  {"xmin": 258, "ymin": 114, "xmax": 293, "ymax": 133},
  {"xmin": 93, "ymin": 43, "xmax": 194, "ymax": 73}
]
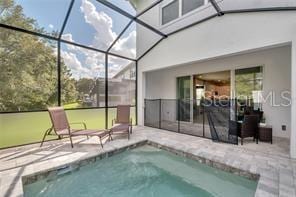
[{"xmin": 14, "ymin": 0, "xmax": 139, "ymax": 79}]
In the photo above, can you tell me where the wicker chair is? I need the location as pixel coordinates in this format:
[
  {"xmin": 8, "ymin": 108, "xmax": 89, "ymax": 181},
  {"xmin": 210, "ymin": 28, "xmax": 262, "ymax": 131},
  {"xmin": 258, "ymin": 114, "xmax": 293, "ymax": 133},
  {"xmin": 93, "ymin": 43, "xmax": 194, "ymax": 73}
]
[
  {"xmin": 251, "ymin": 109, "xmax": 263, "ymax": 122},
  {"xmin": 238, "ymin": 115, "xmax": 259, "ymax": 145},
  {"xmin": 228, "ymin": 120, "xmax": 238, "ymax": 139}
]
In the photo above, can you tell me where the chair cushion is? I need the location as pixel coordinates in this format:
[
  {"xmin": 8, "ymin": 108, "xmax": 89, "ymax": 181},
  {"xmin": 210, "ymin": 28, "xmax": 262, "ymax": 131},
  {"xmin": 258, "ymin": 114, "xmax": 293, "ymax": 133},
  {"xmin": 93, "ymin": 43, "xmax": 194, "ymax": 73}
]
[
  {"xmin": 111, "ymin": 123, "xmax": 129, "ymax": 132},
  {"xmin": 71, "ymin": 129, "xmax": 109, "ymax": 137},
  {"xmin": 56, "ymin": 129, "xmax": 72, "ymax": 135}
]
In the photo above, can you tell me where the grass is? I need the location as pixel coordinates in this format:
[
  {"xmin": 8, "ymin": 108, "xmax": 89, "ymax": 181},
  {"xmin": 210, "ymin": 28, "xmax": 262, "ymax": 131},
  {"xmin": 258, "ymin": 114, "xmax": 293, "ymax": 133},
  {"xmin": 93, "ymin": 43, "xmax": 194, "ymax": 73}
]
[
  {"xmin": 0, "ymin": 108, "xmax": 135, "ymax": 149},
  {"xmin": 63, "ymin": 102, "xmax": 80, "ymax": 109}
]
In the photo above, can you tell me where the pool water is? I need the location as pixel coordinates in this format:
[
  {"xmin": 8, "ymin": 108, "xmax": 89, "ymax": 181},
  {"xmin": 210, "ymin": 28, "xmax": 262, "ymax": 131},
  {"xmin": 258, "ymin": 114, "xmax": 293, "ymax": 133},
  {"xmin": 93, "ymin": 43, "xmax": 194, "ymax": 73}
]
[{"xmin": 24, "ymin": 146, "xmax": 257, "ymax": 197}]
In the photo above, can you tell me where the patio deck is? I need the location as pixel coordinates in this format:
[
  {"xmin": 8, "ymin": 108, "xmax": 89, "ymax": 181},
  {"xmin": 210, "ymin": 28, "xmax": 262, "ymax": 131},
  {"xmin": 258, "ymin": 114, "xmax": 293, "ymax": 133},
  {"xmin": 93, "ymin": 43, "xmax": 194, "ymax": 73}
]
[{"xmin": 0, "ymin": 126, "xmax": 295, "ymax": 197}]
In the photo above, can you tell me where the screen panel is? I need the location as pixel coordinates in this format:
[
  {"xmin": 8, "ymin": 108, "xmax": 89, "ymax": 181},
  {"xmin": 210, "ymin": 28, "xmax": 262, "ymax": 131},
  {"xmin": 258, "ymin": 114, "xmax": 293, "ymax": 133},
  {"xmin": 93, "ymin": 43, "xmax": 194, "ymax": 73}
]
[
  {"xmin": 107, "ymin": 55, "xmax": 136, "ymax": 107},
  {"xmin": 109, "ymin": 22, "xmax": 162, "ymax": 59},
  {"xmin": 61, "ymin": 43, "xmax": 106, "ymax": 109},
  {"xmin": 63, "ymin": 0, "xmax": 131, "ymax": 51},
  {"xmin": 0, "ymin": 29, "xmax": 58, "ymax": 112},
  {"xmin": 0, "ymin": 0, "xmax": 71, "ymax": 36},
  {"xmin": 0, "ymin": 108, "xmax": 106, "ymax": 148},
  {"xmin": 0, "ymin": 111, "xmax": 55, "ymax": 148},
  {"xmin": 108, "ymin": 106, "xmax": 136, "ymax": 129}
]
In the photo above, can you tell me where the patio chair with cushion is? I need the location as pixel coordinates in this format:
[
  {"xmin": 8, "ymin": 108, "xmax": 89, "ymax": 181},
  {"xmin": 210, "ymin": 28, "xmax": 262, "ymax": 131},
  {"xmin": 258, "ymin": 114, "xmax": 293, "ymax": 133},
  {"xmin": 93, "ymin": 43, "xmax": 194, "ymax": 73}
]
[
  {"xmin": 228, "ymin": 120, "xmax": 239, "ymax": 140},
  {"xmin": 206, "ymin": 111, "xmax": 219, "ymax": 142},
  {"xmin": 251, "ymin": 109, "xmax": 263, "ymax": 122},
  {"xmin": 40, "ymin": 107, "xmax": 110, "ymax": 148},
  {"xmin": 238, "ymin": 115, "xmax": 259, "ymax": 145},
  {"xmin": 111, "ymin": 105, "xmax": 132, "ymax": 140}
]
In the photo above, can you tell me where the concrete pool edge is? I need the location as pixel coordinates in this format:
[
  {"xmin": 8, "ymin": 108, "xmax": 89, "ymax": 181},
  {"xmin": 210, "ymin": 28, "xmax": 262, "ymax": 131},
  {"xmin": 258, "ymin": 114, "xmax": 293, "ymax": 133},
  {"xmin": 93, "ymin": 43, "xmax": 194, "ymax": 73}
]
[
  {"xmin": 146, "ymin": 141, "xmax": 260, "ymax": 181},
  {"xmin": 21, "ymin": 140, "xmax": 148, "ymax": 186},
  {"xmin": 0, "ymin": 130, "xmax": 285, "ymax": 197}
]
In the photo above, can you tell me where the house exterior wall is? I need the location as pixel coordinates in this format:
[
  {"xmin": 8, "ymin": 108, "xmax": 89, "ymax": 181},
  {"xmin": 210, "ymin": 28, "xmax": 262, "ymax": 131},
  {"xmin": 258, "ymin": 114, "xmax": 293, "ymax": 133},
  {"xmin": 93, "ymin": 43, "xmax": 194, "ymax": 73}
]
[
  {"xmin": 138, "ymin": 12, "xmax": 296, "ymax": 72},
  {"xmin": 291, "ymin": 38, "xmax": 296, "ymax": 158},
  {"xmin": 136, "ymin": 0, "xmax": 296, "ymax": 36},
  {"xmin": 135, "ymin": 6, "xmax": 296, "ymax": 157},
  {"xmin": 137, "ymin": 12, "xmax": 296, "ymax": 120},
  {"xmin": 145, "ymin": 45, "xmax": 291, "ymax": 139}
]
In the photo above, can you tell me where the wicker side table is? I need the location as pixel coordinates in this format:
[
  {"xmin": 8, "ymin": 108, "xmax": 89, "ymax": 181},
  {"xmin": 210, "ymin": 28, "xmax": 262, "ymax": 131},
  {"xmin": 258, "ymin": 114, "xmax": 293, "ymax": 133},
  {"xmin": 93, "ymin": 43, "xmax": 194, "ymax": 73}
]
[{"xmin": 259, "ymin": 126, "xmax": 272, "ymax": 144}]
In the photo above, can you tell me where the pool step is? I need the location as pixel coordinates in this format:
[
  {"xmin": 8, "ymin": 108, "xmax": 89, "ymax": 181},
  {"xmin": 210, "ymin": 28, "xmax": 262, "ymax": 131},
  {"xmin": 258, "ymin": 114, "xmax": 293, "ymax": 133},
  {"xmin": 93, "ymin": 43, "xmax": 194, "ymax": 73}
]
[
  {"xmin": 57, "ymin": 166, "xmax": 72, "ymax": 176},
  {"xmin": 146, "ymin": 154, "xmax": 257, "ymax": 197}
]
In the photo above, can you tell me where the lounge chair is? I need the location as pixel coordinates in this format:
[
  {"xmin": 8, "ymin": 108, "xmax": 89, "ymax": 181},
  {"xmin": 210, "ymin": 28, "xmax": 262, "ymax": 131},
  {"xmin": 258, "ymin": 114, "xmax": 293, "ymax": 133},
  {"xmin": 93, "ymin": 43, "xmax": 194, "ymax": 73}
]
[
  {"xmin": 111, "ymin": 105, "xmax": 132, "ymax": 140},
  {"xmin": 40, "ymin": 107, "xmax": 110, "ymax": 148}
]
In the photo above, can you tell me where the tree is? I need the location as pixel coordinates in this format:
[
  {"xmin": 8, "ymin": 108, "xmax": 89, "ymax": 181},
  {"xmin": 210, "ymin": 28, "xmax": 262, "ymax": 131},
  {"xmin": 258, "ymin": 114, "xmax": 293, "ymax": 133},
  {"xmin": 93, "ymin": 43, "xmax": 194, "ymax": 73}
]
[
  {"xmin": 0, "ymin": 0, "xmax": 78, "ymax": 111},
  {"xmin": 76, "ymin": 78, "xmax": 95, "ymax": 97}
]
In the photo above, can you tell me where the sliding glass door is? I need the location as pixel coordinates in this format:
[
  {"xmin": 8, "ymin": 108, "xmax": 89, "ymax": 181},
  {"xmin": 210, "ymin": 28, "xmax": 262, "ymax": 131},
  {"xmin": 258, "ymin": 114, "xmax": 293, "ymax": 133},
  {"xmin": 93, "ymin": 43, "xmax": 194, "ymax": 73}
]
[
  {"xmin": 235, "ymin": 66, "xmax": 263, "ymax": 110},
  {"xmin": 177, "ymin": 76, "xmax": 191, "ymax": 122}
]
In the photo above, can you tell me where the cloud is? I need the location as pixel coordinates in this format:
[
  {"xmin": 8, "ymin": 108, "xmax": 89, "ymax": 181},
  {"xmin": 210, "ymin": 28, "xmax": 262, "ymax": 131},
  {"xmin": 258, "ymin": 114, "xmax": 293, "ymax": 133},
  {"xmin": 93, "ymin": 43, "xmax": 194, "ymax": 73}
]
[
  {"xmin": 80, "ymin": 0, "xmax": 136, "ymax": 58},
  {"xmin": 61, "ymin": 33, "xmax": 79, "ymax": 51},
  {"xmin": 60, "ymin": 0, "xmax": 136, "ymax": 80},
  {"xmin": 49, "ymin": 24, "xmax": 54, "ymax": 29},
  {"xmin": 108, "ymin": 56, "xmax": 133, "ymax": 78},
  {"xmin": 62, "ymin": 33, "xmax": 74, "ymax": 42},
  {"xmin": 84, "ymin": 50, "xmax": 105, "ymax": 74},
  {"xmin": 112, "ymin": 30, "xmax": 136, "ymax": 58},
  {"xmin": 80, "ymin": 0, "xmax": 116, "ymax": 49},
  {"xmin": 61, "ymin": 45, "xmax": 106, "ymax": 79},
  {"xmin": 61, "ymin": 51, "xmax": 92, "ymax": 79}
]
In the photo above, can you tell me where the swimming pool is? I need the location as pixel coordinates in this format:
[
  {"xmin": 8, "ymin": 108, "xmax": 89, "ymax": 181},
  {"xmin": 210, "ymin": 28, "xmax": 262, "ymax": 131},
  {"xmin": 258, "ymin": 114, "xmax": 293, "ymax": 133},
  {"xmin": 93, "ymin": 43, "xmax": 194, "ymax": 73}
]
[{"xmin": 24, "ymin": 145, "xmax": 257, "ymax": 197}]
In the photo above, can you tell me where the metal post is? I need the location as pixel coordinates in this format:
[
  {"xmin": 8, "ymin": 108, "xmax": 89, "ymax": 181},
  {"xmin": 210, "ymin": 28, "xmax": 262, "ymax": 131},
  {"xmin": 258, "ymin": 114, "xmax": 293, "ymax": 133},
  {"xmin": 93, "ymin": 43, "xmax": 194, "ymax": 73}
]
[
  {"xmin": 58, "ymin": 0, "xmax": 75, "ymax": 40},
  {"xmin": 107, "ymin": 20, "xmax": 133, "ymax": 52},
  {"xmin": 135, "ymin": 61, "xmax": 138, "ymax": 125},
  {"xmin": 105, "ymin": 54, "xmax": 108, "ymax": 129},
  {"xmin": 143, "ymin": 99, "xmax": 146, "ymax": 126},
  {"xmin": 202, "ymin": 98, "xmax": 205, "ymax": 137},
  {"xmin": 178, "ymin": 99, "xmax": 180, "ymax": 133},
  {"xmin": 57, "ymin": 0, "xmax": 74, "ymax": 107},
  {"xmin": 159, "ymin": 99, "xmax": 162, "ymax": 129},
  {"xmin": 235, "ymin": 98, "xmax": 239, "ymax": 145},
  {"xmin": 57, "ymin": 41, "xmax": 61, "ymax": 106},
  {"xmin": 208, "ymin": 0, "xmax": 224, "ymax": 16}
]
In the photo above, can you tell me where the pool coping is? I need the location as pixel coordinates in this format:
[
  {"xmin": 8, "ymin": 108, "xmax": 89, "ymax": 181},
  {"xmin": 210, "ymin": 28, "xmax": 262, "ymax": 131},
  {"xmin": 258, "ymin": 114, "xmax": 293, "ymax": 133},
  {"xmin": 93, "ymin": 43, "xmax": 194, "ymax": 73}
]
[
  {"xmin": 21, "ymin": 140, "xmax": 260, "ymax": 186},
  {"xmin": 0, "ymin": 138, "xmax": 263, "ymax": 197},
  {"xmin": 21, "ymin": 140, "xmax": 148, "ymax": 186}
]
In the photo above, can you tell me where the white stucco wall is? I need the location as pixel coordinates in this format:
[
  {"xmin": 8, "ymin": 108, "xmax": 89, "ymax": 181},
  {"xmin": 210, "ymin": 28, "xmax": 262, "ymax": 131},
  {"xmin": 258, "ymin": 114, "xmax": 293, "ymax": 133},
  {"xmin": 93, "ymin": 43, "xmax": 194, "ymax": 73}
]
[
  {"xmin": 145, "ymin": 45, "xmax": 291, "ymax": 139},
  {"xmin": 291, "ymin": 38, "xmax": 296, "ymax": 158},
  {"xmin": 138, "ymin": 12, "xmax": 296, "ymax": 72},
  {"xmin": 136, "ymin": 11, "xmax": 296, "ymax": 157},
  {"xmin": 135, "ymin": 0, "xmax": 296, "ymax": 34}
]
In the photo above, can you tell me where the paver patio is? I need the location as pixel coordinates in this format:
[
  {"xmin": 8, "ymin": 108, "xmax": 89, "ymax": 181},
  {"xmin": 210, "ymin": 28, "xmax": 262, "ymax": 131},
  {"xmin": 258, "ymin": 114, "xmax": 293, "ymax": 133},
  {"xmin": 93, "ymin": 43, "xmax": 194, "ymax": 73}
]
[{"xmin": 0, "ymin": 126, "xmax": 295, "ymax": 197}]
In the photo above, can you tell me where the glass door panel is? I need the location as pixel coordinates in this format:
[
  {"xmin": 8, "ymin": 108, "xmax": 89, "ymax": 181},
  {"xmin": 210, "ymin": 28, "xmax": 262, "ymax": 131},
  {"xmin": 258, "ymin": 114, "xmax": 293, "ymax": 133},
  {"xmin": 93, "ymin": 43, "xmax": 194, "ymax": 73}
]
[{"xmin": 177, "ymin": 76, "xmax": 191, "ymax": 122}]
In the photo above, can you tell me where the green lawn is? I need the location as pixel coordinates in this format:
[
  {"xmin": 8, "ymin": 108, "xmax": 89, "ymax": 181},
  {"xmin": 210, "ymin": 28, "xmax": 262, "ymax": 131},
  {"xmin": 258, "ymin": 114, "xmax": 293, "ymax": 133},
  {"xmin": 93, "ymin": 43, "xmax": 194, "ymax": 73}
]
[
  {"xmin": 0, "ymin": 108, "xmax": 135, "ymax": 148},
  {"xmin": 63, "ymin": 102, "xmax": 80, "ymax": 109}
]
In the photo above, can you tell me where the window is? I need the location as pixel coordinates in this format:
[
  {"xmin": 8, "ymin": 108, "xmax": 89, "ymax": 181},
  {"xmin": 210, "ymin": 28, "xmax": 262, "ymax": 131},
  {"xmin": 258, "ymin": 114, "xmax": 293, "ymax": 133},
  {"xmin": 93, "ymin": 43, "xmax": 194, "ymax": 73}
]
[
  {"xmin": 235, "ymin": 66, "xmax": 263, "ymax": 109},
  {"xmin": 177, "ymin": 76, "xmax": 191, "ymax": 122},
  {"xmin": 161, "ymin": 0, "xmax": 207, "ymax": 25},
  {"xmin": 182, "ymin": 0, "xmax": 205, "ymax": 15},
  {"xmin": 162, "ymin": 0, "xmax": 179, "ymax": 25}
]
